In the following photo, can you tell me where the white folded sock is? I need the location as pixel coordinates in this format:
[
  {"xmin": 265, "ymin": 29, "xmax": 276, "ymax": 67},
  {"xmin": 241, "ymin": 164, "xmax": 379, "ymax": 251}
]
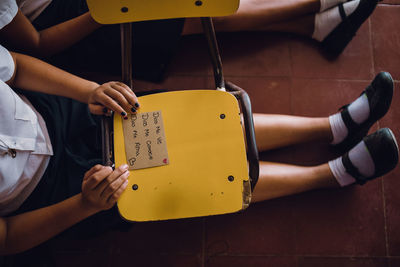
[
  {"xmin": 313, "ymin": 0, "xmax": 360, "ymax": 42},
  {"xmin": 348, "ymin": 93, "xmax": 370, "ymax": 124},
  {"xmin": 329, "ymin": 92, "xmax": 370, "ymax": 145},
  {"xmin": 329, "ymin": 140, "xmax": 375, "ymax": 186},
  {"xmin": 329, "ymin": 113, "xmax": 348, "ymax": 145},
  {"xmin": 320, "ymin": 0, "xmax": 348, "ymax": 12}
]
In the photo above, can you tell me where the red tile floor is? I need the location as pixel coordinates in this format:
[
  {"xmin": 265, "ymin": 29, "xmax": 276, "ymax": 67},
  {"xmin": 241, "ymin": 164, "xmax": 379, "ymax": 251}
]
[{"xmin": 5, "ymin": 2, "xmax": 400, "ymax": 267}]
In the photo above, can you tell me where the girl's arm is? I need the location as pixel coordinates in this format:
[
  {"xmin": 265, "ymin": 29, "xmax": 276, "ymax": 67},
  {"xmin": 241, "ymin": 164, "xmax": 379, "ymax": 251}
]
[
  {"xmin": 0, "ymin": 164, "xmax": 130, "ymax": 255},
  {"xmin": 0, "ymin": 194, "xmax": 98, "ymax": 255},
  {"xmin": 0, "ymin": 9, "xmax": 101, "ymax": 57},
  {"xmin": 8, "ymin": 51, "xmax": 139, "ymax": 116}
]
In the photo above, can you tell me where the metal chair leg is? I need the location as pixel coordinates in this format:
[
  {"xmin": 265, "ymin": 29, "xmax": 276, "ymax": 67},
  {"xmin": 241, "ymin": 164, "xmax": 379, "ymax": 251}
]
[{"xmin": 121, "ymin": 23, "xmax": 133, "ymax": 88}]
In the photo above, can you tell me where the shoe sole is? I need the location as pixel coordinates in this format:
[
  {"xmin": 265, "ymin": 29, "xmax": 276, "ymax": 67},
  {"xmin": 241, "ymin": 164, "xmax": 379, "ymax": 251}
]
[{"xmin": 387, "ymin": 128, "xmax": 399, "ymax": 157}]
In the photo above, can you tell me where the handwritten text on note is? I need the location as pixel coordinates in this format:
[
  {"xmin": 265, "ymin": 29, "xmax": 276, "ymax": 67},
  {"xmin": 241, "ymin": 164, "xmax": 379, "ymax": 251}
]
[{"xmin": 122, "ymin": 111, "xmax": 169, "ymax": 170}]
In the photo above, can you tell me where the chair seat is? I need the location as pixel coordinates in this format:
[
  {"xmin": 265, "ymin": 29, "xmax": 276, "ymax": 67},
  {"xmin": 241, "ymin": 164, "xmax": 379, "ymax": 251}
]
[
  {"xmin": 87, "ymin": 0, "xmax": 239, "ymax": 24},
  {"xmin": 114, "ymin": 90, "xmax": 249, "ymax": 221}
]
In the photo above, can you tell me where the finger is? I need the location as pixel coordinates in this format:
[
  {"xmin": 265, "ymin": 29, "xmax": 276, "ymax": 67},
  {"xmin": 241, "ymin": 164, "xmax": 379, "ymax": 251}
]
[
  {"xmin": 105, "ymin": 164, "xmax": 129, "ymax": 185},
  {"xmin": 107, "ymin": 86, "xmax": 136, "ymax": 114},
  {"xmin": 85, "ymin": 166, "xmax": 113, "ymax": 190},
  {"xmin": 102, "ymin": 170, "xmax": 130, "ymax": 199},
  {"xmin": 97, "ymin": 164, "xmax": 129, "ymax": 194},
  {"xmin": 84, "ymin": 164, "xmax": 103, "ymax": 181},
  {"xmin": 95, "ymin": 93, "xmax": 127, "ymax": 119},
  {"xmin": 107, "ymin": 178, "xmax": 129, "ymax": 204},
  {"xmin": 115, "ymin": 82, "xmax": 135, "ymax": 97},
  {"xmin": 112, "ymin": 83, "xmax": 140, "ymax": 111}
]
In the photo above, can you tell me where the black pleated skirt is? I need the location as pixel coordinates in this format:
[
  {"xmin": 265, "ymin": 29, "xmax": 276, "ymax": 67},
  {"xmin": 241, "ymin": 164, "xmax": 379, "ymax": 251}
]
[{"xmin": 32, "ymin": 0, "xmax": 185, "ymax": 82}]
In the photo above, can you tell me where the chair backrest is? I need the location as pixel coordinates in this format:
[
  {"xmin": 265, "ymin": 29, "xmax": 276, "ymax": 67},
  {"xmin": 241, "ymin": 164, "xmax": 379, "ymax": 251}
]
[{"xmin": 86, "ymin": 0, "xmax": 240, "ymax": 24}]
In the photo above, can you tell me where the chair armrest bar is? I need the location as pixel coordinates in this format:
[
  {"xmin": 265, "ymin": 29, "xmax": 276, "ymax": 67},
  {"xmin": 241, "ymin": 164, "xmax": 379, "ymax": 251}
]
[
  {"xmin": 102, "ymin": 23, "xmax": 133, "ymax": 167},
  {"xmin": 101, "ymin": 116, "xmax": 114, "ymax": 167},
  {"xmin": 201, "ymin": 17, "xmax": 225, "ymax": 90},
  {"xmin": 226, "ymin": 81, "xmax": 259, "ymax": 190}
]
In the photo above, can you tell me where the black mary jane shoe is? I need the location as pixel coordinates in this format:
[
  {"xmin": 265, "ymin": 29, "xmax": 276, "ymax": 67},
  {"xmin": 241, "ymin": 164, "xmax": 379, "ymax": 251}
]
[
  {"xmin": 333, "ymin": 71, "xmax": 394, "ymax": 152},
  {"xmin": 342, "ymin": 128, "xmax": 399, "ymax": 185},
  {"xmin": 321, "ymin": 0, "xmax": 380, "ymax": 57}
]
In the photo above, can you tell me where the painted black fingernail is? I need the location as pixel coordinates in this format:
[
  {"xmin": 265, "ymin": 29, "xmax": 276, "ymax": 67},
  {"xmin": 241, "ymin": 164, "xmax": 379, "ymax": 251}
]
[
  {"xmin": 124, "ymin": 116, "xmax": 128, "ymax": 120},
  {"xmin": 131, "ymin": 107, "xmax": 136, "ymax": 113},
  {"xmin": 121, "ymin": 111, "xmax": 127, "ymax": 116},
  {"xmin": 103, "ymin": 107, "xmax": 108, "ymax": 113},
  {"xmin": 135, "ymin": 103, "xmax": 140, "ymax": 108}
]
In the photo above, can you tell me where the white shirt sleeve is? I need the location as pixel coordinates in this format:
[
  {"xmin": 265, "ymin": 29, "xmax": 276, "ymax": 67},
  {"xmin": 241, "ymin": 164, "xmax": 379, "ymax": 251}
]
[
  {"xmin": 0, "ymin": 0, "xmax": 18, "ymax": 29},
  {"xmin": 0, "ymin": 44, "xmax": 15, "ymax": 82}
]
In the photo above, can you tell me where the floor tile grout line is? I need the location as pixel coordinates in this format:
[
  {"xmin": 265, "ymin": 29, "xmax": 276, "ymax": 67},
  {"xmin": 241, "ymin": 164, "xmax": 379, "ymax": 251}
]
[
  {"xmin": 382, "ymin": 175, "xmax": 390, "ymax": 257},
  {"xmin": 57, "ymin": 248, "xmax": 400, "ymax": 258},
  {"xmin": 288, "ymin": 76, "xmax": 299, "ymax": 266},
  {"xmin": 287, "ymin": 35, "xmax": 295, "ymax": 115},
  {"xmin": 368, "ymin": 12, "xmax": 389, "ymax": 259},
  {"xmin": 164, "ymin": 73, "xmax": 400, "ymax": 83},
  {"xmin": 288, "ymin": 35, "xmax": 294, "ymax": 79},
  {"xmin": 379, "ymin": 3, "xmax": 400, "ymax": 6},
  {"xmin": 201, "ymin": 217, "xmax": 206, "ymax": 267},
  {"xmin": 368, "ymin": 17, "xmax": 375, "ymax": 77},
  {"xmin": 288, "ymin": 50, "xmax": 296, "ymax": 265},
  {"xmin": 199, "ymin": 254, "xmax": 399, "ymax": 258},
  {"xmin": 90, "ymin": 251, "xmax": 400, "ymax": 258},
  {"xmin": 377, "ymin": 119, "xmax": 390, "ymax": 256},
  {"xmin": 293, "ymin": 206, "xmax": 299, "ymax": 266}
]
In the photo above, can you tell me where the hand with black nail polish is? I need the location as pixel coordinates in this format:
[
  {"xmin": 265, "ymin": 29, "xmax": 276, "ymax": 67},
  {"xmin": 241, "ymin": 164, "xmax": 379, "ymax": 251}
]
[{"xmin": 87, "ymin": 81, "xmax": 140, "ymax": 116}]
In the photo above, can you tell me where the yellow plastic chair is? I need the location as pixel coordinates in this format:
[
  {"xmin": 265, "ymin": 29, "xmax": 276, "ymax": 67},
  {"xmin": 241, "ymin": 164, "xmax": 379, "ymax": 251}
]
[{"xmin": 86, "ymin": 0, "xmax": 259, "ymax": 222}]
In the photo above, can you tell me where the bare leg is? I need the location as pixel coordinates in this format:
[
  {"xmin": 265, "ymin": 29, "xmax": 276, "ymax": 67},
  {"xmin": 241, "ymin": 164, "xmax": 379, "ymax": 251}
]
[
  {"xmin": 182, "ymin": 0, "xmax": 318, "ymax": 35},
  {"xmin": 213, "ymin": 0, "xmax": 319, "ymax": 31},
  {"xmin": 252, "ymin": 161, "xmax": 339, "ymax": 202},
  {"xmin": 254, "ymin": 114, "xmax": 333, "ymax": 151},
  {"xmin": 250, "ymin": 114, "xmax": 339, "ymax": 202},
  {"xmin": 256, "ymin": 15, "xmax": 315, "ymax": 36}
]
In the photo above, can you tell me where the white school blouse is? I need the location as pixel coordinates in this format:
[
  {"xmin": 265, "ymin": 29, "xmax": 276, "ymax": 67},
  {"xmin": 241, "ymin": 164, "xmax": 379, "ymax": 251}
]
[
  {"xmin": 0, "ymin": 44, "xmax": 53, "ymax": 215},
  {"xmin": 0, "ymin": 0, "xmax": 18, "ymax": 29},
  {"xmin": 0, "ymin": 0, "xmax": 52, "ymax": 26},
  {"xmin": 16, "ymin": 0, "xmax": 51, "ymax": 21}
]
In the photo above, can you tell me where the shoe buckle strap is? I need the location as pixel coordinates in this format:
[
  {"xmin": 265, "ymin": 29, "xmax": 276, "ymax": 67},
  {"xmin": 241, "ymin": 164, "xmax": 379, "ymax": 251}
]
[
  {"xmin": 339, "ymin": 104, "xmax": 349, "ymax": 111},
  {"xmin": 341, "ymin": 107, "xmax": 359, "ymax": 133},
  {"xmin": 342, "ymin": 153, "xmax": 367, "ymax": 185},
  {"xmin": 338, "ymin": 3, "xmax": 347, "ymax": 21}
]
